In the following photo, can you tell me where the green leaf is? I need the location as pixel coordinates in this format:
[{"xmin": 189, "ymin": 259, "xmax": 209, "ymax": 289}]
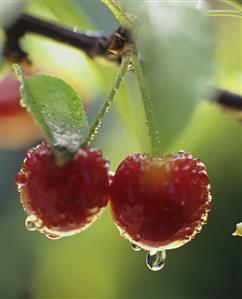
[
  {"xmin": 125, "ymin": 2, "xmax": 215, "ymax": 150},
  {"xmin": 13, "ymin": 64, "xmax": 88, "ymax": 161},
  {"xmin": 26, "ymin": 0, "xmax": 93, "ymax": 30},
  {"xmin": 42, "ymin": 0, "xmax": 94, "ymax": 30}
]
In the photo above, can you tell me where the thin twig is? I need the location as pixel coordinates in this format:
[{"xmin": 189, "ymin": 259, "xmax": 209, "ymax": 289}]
[
  {"xmin": 212, "ymin": 90, "xmax": 242, "ymax": 110},
  {"xmin": 83, "ymin": 53, "xmax": 131, "ymax": 146},
  {"xmin": 210, "ymin": 89, "xmax": 242, "ymax": 122},
  {"xmin": 101, "ymin": 0, "xmax": 132, "ymax": 29}
]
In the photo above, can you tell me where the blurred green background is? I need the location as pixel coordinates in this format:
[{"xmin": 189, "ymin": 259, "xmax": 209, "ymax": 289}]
[{"xmin": 1, "ymin": 1, "xmax": 242, "ymax": 298}]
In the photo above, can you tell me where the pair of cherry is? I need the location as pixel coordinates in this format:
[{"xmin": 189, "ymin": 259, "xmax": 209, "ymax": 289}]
[{"xmin": 16, "ymin": 141, "xmax": 211, "ymax": 254}]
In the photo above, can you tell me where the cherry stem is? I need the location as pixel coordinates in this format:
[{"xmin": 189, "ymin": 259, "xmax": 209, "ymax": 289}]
[
  {"xmin": 83, "ymin": 53, "xmax": 131, "ymax": 146},
  {"xmin": 101, "ymin": 0, "xmax": 161, "ymax": 155},
  {"xmin": 131, "ymin": 55, "xmax": 161, "ymax": 156},
  {"xmin": 208, "ymin": 10, "xmax": 242, "ymax": 18},
  {"xmin": 101, "ymin": 0, "xmax": 132, "ymax": 29}
]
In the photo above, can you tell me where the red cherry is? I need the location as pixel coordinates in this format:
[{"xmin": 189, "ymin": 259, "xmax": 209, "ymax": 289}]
[
  {"xmin": 109, "ymin": 151, "xmax": 211, "ymax": 250},
  {"xmin": 0, "ymin": 70, "xmax": 44, "ymax": 149},
  {"xmin": 16, "ymin": 141, "xmax": 110, "ymax": 237},
  {"xmin": 0, "ymin": 72, "xmax": 23, "ymax": 116}
]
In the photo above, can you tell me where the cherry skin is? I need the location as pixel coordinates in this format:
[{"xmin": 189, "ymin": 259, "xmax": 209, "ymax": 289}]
[
  {"xmin": 109, "ymin": 151, "xmax": 212, "ymax": 250},
  {"xmin": 16, "ymin": 141, "xmax": 110, "ymax": 237}
]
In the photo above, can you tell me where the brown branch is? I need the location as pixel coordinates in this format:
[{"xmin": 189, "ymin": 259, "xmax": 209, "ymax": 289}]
[
  {"xmin": 4, "ymin": 13, "xmax": 128, "ymax": 63},
  {"xmin": 212, "ymin": 89, "xmax": 242, "ymax": 122},
  {"xmin": 214, "ymin": 90, "xmax": 242, "ymax": 110}
]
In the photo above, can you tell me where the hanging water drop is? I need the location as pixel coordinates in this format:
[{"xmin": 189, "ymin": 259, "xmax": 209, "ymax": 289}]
[
  {"xmin": 25, "ymin": 215, "xmax": 42, "ymax": 231},
  {"xmin": 131, "ymin": 243, "xmax": 141, "ymax": 251},
  {"xmin": 45, "ymin": 232, "xmax": 63, "ymax": 240},
  {"xmin": 146, "ymin": 249, "xmax": 166, "ymax": 271}
]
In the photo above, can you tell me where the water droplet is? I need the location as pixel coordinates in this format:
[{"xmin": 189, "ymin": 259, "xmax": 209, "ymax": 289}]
[
  {"xmin": 131, "ymin": 243, "xmax": 141, "ymax": 251},
  {"xmin": 146, "ymin": 249, "xmax": 166, "ymax": 271},
  {"xmin": 128, "ymin": 63, "xmax": 133, "ymax": 71},
  {"xmin": 71, "ymin": 109, "xmax": 83, "ymax": 120},
  {"xmin": 25, "ymin": 215, "xmax": 42, "ymax": 231},
  {"xmin": 109, "ymin": 171, "xmax": 115, "ymax": 184},
  {"xmin": 20, "ymin": 99, "xmax": 26, "ymax": 107},
  {"xmin": 109, "ymin": 170, "xmax": 115, "ymax": 177},
  {"xmin": 45, "ymin": 233, "xmax": 63, "ymax": 240}
]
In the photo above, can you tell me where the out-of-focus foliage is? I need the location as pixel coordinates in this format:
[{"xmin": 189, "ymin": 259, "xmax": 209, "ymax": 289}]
[
  {"xmin": 124, "ymin": 1, "xmax": 215, "ymax": 150},
  {"xmin": 0, "ymin": 0, "xmax": 241, "ymax": 299},
  {"xmin": 0, "ymin": 29, "xmax": 5, "ymax": 70},
  {"xmin": 1, "ymin": 0, "xmax": 26, "ymax": 29}
]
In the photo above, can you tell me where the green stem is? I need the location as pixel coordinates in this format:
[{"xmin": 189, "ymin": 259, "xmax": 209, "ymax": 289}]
[
  {"xmin": 208, "ymin": 10, "xmax": 242, "ymax": 18},
  {"xmin": 101, "ymin": 0, "xmax": 132, "ymax": 29},
  {"xmin": 101, "ymin": 0, "xmax": 161, "ymax": 155},
  {"xmin": 222, "ymin": 0, "xmax": 242, "ymax": 10},
  {"xmin": 83, "ymin": 54, "xmax": 131, "ymax": 146},
  {"xmin": 131, "ymin": 55, "xmax": 161, "ymax": 156}
]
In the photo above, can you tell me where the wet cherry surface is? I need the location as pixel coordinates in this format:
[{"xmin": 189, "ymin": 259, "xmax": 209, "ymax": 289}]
[
  {"xmin": 16, "ymin": 141, "xmax": 110, "ymax": 235},
  {"xmin": 109, "ymin": 151, "xmax": 211, "ymax": 250}
]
